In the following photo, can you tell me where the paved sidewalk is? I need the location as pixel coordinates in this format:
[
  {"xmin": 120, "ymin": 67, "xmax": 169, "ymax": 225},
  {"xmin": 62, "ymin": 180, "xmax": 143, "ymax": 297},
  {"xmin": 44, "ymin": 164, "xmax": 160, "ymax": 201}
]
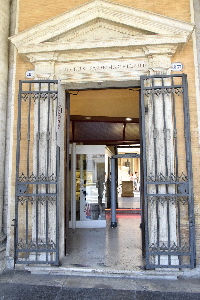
[{"xmin": 0, "ymin": 270, "xmax": 200, "ymax": 299}]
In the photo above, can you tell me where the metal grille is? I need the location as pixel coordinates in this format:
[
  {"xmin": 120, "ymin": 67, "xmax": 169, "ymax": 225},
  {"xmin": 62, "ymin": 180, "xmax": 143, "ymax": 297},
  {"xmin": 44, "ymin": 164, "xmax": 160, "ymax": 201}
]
[
  {"xmin": 15, "ymin": 80, "xmax": 60, "ymax": 265},
  {"xmin": 140, "ymin": 74, "xmax": 195, "ymax": 269}
]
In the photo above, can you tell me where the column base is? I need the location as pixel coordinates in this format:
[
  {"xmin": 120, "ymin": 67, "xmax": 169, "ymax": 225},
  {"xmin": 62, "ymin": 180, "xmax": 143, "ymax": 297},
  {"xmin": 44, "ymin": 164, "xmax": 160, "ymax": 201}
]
[{"xmin": 110, "ymin": 222, "xmax": 117, "ymax": 228}]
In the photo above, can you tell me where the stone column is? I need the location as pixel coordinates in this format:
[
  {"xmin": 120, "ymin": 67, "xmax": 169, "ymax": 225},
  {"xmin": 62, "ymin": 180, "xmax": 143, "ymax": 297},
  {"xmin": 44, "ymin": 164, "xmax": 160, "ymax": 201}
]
[
  {"xmin": 32, "ymin": 81, "xmax": 58, "ymax": 261},
  {"xmin": 145, "ymin": 51, "xmax": 179, "ymax": 265},
  {"xmin": 0, "ymin": 0, "xmax": 10, "ymax": 271}
]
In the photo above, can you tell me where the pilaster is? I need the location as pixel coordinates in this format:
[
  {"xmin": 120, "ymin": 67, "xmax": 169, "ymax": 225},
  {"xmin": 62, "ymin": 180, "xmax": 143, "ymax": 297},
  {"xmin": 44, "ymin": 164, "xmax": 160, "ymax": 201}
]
[
  {"xmin": 144, "ymin": 46, "xmax": 175, "ymax": 75},
  {"xmin": 0, "ymin": 0, "xmax": 10, "ymax": 273}
]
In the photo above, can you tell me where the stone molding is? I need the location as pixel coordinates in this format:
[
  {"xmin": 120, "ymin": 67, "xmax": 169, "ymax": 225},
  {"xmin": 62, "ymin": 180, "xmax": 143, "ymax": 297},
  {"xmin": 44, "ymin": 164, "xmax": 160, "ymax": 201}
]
[
  {"xmin": 9, "ymin": 0, "xmax": 194, "ymax": 82},
  {"xmin": 16, "ymin": 35, "xmax": 188, "ymax": 56}
]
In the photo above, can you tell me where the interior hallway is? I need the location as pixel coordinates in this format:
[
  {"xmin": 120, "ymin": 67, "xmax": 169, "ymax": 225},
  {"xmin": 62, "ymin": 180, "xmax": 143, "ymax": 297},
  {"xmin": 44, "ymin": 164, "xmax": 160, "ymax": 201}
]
[
  {"xmin": 62, "ymin": 212, "xmax": 144, "ymax": 272},
  {"xmin": 118, "ymin": 191, "xmax": 140, "ymax": 209}
]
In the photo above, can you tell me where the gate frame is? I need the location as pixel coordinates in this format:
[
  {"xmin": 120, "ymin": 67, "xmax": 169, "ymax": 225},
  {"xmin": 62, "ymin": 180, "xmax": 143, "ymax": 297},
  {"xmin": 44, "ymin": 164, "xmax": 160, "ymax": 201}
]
[
  {"xmin": 140, "ymin": 73, "xmax": 196, "ymax": 269},
  {"xmin": 14, "ymin": 80, "xmax": 60, "ymax": 266},
  {"xmin": 14, "ymin": 76, "xmax": 195, "ymax": 268}
]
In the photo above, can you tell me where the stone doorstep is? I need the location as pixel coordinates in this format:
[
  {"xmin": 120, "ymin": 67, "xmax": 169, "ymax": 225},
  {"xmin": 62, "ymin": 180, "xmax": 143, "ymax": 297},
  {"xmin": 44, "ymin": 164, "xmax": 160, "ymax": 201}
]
[{"xmin": 23, "ymin": 265, "xmax": 181, "ymax": 280}]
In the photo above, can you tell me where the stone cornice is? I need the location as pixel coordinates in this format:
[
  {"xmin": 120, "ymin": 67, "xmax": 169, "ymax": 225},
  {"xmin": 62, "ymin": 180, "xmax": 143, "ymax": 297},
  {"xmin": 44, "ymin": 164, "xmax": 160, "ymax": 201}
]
[{"xmin": 17, "ymin": 35, "xmax": 185, "ymax": 57}]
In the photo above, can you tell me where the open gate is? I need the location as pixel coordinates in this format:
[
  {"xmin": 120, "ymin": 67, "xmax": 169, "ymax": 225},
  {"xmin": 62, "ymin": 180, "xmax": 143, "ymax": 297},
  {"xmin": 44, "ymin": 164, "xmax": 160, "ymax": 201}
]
[
  {"xmin": 14, "ymin": 80, "xmax": 60, "ymax": 265},
  {"xmin": 141, "ymin": 74, "xmax": 195, "ymax": 268}
]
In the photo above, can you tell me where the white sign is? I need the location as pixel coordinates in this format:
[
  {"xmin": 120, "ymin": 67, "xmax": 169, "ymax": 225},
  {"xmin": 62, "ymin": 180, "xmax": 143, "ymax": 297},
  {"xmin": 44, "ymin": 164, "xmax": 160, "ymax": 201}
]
[
  {"xmin": 56, "ymin": 60, "xmax": 147, "ymax": 74},
  {"xmin": 171, "ymin": 62, "xmax": 183, "ymax": 71},
  {"xmin": 26, "ymin": 70, "xmax": 35, "ymax": 78},
  {"xmin": 57, "ymin": 104, "xmax": 61, "ymax": 147}
]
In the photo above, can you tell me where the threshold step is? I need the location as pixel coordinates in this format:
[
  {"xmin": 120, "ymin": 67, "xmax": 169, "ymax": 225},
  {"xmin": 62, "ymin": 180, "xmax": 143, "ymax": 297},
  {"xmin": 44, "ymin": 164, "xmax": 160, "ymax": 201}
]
[{"xmin": 24, "ymin": 265, "xmax": 179, "ymax": 280}]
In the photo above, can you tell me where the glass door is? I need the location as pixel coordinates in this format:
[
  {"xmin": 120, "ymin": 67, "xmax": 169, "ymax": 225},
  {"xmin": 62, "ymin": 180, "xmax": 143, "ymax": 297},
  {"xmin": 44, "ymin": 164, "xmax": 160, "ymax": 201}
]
[{"xmin": 69, "ymin": 145, "xmax": 112, "ymax": 228}]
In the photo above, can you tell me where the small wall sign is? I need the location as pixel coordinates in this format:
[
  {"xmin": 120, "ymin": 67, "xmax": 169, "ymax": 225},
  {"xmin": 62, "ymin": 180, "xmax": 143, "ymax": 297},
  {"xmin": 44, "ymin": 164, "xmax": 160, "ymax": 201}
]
[
  {"xmin": 171, "ymin": 63, "xmax": 183, "ymax": 71},
  {"xmin": 26, "ymin": 70, "xmax": 35, "ymax": 78}
]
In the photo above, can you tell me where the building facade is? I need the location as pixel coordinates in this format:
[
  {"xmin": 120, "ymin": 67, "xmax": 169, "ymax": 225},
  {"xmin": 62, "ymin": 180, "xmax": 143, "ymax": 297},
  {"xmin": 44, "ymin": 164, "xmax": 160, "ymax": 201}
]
[{"xmin": 1, "ymin": 0, "xmax": 200, "ymax": 274}]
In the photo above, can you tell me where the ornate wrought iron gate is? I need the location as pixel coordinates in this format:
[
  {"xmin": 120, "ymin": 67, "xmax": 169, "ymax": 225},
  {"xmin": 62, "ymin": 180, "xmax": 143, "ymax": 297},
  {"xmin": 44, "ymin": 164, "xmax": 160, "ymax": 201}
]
[
  {"xmin": 15, "ymin": 80, "xmax": 60, "ymax": 265},
  {"xmin": 141, "ymin": 74, "xmax": 195, "ymax": 269}
]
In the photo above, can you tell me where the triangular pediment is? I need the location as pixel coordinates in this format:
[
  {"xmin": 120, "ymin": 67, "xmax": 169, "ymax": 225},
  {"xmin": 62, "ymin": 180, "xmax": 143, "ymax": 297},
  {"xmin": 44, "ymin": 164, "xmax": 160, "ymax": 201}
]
[
  {"xmin": 45, "ymin": 18, "xmax": 155, "ymax": 43},
  {"xmin": 10, "ymin": 0, "xmax": 194, "ymax": 54}
]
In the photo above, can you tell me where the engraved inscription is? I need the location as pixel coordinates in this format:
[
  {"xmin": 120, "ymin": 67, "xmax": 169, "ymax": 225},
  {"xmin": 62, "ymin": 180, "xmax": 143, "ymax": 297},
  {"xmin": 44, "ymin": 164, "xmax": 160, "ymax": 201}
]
[{"xmin": 55, "ymin": 60, "xmax": 148, "ymax": 75}]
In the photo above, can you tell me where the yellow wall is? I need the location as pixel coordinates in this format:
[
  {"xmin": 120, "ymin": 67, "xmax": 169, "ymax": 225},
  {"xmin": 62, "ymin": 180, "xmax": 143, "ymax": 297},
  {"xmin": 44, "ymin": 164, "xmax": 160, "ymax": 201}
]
[{"xmin": 18, "ymin": 0, "xmax": 191, "ymax": 33}]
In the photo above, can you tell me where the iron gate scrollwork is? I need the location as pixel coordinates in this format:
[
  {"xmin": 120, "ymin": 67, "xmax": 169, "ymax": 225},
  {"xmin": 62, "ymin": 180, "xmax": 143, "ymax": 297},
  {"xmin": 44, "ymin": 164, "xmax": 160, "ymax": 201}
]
[
  {"xmin": 15, "ymin": 80, "xmax": 60, "ymax": 265},
  {"xmin": 140, "ymin": 74, "xmax": 195, "ymax": 269}
]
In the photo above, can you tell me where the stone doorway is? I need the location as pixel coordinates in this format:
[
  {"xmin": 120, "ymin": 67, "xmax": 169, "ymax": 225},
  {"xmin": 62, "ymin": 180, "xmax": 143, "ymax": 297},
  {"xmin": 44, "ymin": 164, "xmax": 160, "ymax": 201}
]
[
  {"xmin": 10, "ymin": 0, "xmax": 195, "ymax": 269},
  {"xmin": 64, "ymin": 87, "xmax": 143, "ymax": 271}
]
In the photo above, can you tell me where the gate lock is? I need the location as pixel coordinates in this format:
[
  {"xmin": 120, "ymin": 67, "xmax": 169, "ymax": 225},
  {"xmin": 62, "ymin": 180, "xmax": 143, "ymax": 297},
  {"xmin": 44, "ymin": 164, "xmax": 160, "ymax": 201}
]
[
  {"xmin": 177, "ymin": 182, "xmax": 189, "ymax": 194},
  {"xmin": 17, "ymin": 184, "xmax": 27, "ymax": 194}
]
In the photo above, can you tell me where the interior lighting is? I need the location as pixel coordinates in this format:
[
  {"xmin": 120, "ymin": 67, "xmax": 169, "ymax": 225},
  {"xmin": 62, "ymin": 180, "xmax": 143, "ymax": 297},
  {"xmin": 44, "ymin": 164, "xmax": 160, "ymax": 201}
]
[{"xmin": 126, "ymin": 118, "xmax": 132, "ymax": 121}]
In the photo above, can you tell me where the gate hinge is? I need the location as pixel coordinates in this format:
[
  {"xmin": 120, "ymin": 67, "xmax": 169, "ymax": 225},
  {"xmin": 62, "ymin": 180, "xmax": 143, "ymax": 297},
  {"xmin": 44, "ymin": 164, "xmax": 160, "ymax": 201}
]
[
  {"xmin": 27, "ymin": 132, "xmax": 30, "ymax": 141},
  {"xmin": 174, "ymin": 129, "xmax": 177, "ymax": 138},
  {"xmin": 46, "ymin": 131, "xmax": 50, "ymax": 140},
  {"xmin": 153, "ymin": 129, "xmax": 158, "ymax": 139},
  {"xmin": 17, "ymin": 183, "xmax": 27, "ymax": 194},
  {"xmin": 163, "ymin": 129, "xmax": 168, "ymax": 139},
  {"xmin": 11, "ymin": 218, "xmax": 17, "ymax": 227},
  {"xmin": 36, "ymin": 132, "xmax": 40, "ymax": 140},
  {"xmin": 18, "ymin": 132, "xmax": 21, "ymax": 141},
  {"xmin": 184, "ymin": 130, "xmax": 187, "ymax": 138}
]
